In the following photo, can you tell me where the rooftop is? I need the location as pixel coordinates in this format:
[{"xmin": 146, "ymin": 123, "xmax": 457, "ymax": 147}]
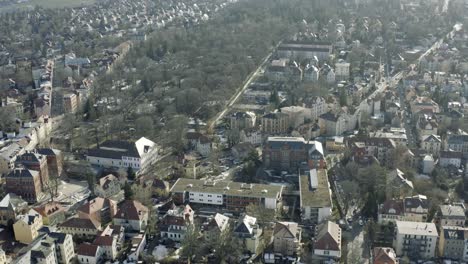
[
  {"xmin": 170, "ymin": 178, "xmax": 283, "ymax": 199},
  {"xmin": 440, "ymin": 204, "xmax": 465, "ymax": 218},
  {"xmin": 299, "ymin": 169, "xmax": 332, "ymax": 208},
  {"xmin": 395, "ymin": 221, "xmax": 438, "ymax": 236}
]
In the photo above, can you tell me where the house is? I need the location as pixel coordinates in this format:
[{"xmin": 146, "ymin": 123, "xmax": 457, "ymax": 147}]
[
  {"xmin": 318, "ymin": 112, "xmax": 347, "ymax": 136},
  {"xmin": 113, "ymin": 200, "xmax": 149, "ymax": 231},
  {"xmin": 263, "ymin": 137, "xmax": 325, "ymax": 172},
  {"xmin": 186, "ymin": 132, "xmax": 212, "ymax": 157},
  {"xmin": 202, "ymin": 213, "xmax": 229, "ymax": 242},
  {"xmin": 0, "ymin": 142, "xmax": 25, "ymax": 175},
  {"xmin": 304, "ymin": 65, "xmax": 320, "ymax": 82},
  {"xmin": 229, "ymin": 111, "xmax": 256, "ymax": 130},
  {"xmin": 86, "ymin": 137, "xmax": 158, "ymax": 171},
  {"xmin": 416, "ymin": 115, "xmax": 439, "ymax": 138},
  {"xmin": 94, "ymin": 174, "xmax": 121, "ymax": 199},
  {"xmin": 170, "ymin": 178, "xmax": 283, "ymax": 211},
  {"xmin": 30, "ymin": 240, "xmax": 57, "ymax": 264},
  {"xmin": 34, "ymin": 201, "xmax": 66, "ymax": 226},
  {"xmin": 386, "ymin": 169, "xmax": 413, "ymax": 199},
  {"xmin": 77, "ymin": 197, "xmax": 117, "ymax": 227},
  {"xmin": 393, "ymin": 221, "xmax": 438, "ymax": 260},
  {"xmin": 447, "ymin": 134, "xmax": 468, "ymax": 157},
  {"xmin": 348, "ymin": 137, "xmax": 397, "ymax": 167},
  {"xmin": 93, "ymin": 234, "xmax": 117, "ymax": 261},
  {"xmin": 13, "ymin": 209, "xmax": 43, "ymax": 244},
  {"xmin": 234, "ymin": 215, "xmax": 262, "ymax": 254},
  {"xmin": 127, "ymin": 232, "xmax": 146, "ymax": 262},
  {"xmin": 36, "ymin": 148, "xmax": 63, "ymax": 177},
  {"xmin": 59, "ymin": 218, "xmax": 101, "ymax": 238},
  {"xmin": 160, "ymin": 205, "xmax": 194, "ymax": 242},
  {"xmin": 422, "ymin": 154, "xmax": 435, "ymax": 174},
  {"xmin": 273, "ymin": 221, "xmax": 301, "ymax": 256},
  {"xmin": 0, "ymin": 193, "xmax": 28, "ymax": 226},
  {"xmin": 239, "ymin": 127, "xmax": 263, "ymax": 146},
  {"xmin": 63, "ymin": 93, "xmax": 78, "ymax": 113},
  {"xmin": 373, "ymin": 247, "xmax": 398, "ymax": 264},
  {"xmin": 231, "ymin": 142, "xmax": 256, "ymax": 161},
  {"xmin": 438, "ymin": 226, "xmax": 468, "ymax": 261},
  {"xmin": 420, "ymin": 134, "xmax": 441, "ymax": 156},
  {"xmin": 48, "ymin": 232, "xmax": 75, "ymax": 264},
  {"xmin": 299, "ymin": 169, "xmax": 332, "ymax": 224},
  {"xmin": 261, "ymin": 112, "xmax": 290, "ymax": 135},
  {"xmin": 280, "ymin": 106, "xmax": 312, "ymax": 128},
  {"xmin": 378, "ymin": 195, "xmax": 429, "ymax": 224},
  {"xmin": 410, "ymin": 96, "xmax": 440, "ymax": 114},
  {"xmin": 313, "ymin": 221, "xmax": 342, "ymax": 260},
  {"xmin": 15, "ymin": 151, "xmax": 49, "ymax": 190},
  {"xmin": 303, "ymin": 96, "xmax": 327, "ymax": 121},
  {"xmin": 437, "ymin": 204, "xmax": 466, "ymax": 227},
  {"xmin": 76, "ymin": 244, "xmax": 103, "ymax": 264},
  {"xmin": 439, "ymin": 150, "xmax": 463, "ymax": 168},
  {"xmin": 277, "ymin": 41, "xmax": 332, "ymax": 60},
  {"xmin": 335, "ymin": 60, "xmax": 350, "ymax": 81},
  {"xmin": 6, "ymin": 168, "xmax": 42, "ymax": 203}
]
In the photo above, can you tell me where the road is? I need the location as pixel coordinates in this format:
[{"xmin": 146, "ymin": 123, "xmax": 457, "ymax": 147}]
[{"xmin": 208, "ymin": 42, "xmax": 282, "ymax": 130}]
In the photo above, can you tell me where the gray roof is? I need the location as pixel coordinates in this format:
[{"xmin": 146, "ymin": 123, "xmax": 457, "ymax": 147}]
[{"xmin": 440, "ymin": 204, "xmax": 465, "ymax": 218}]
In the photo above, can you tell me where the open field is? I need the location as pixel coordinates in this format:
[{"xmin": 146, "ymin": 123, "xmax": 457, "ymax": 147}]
[{"xmin": 0, "ymin": 0, "xmax": 97, "ymax": 12}]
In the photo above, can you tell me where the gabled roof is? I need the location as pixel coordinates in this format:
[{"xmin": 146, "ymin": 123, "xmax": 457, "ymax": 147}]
[
  {"xmin": 314, "ymin": 221, "xmax": 341, "ymax": 251},
  {"xmin": 96, "ymin": 174, "xmax": 118, "ymax": 190},
  {"xmin": 204, "ymin": 213, "xmax": 229, "ymax": 232},
  {"xmin": 234, "ymin": 215, "xmax": 257, "ymax": 235},
  {"xmin": 373, "ymin": 247, "xmax": 397, "ymax": 264},
  {"xmin": 59, "ymin": 217, "xmax": 99, "ymax": 230},
  {"xmin": 114, "ymin": 200, "xmax": 148, "ymax": 221},
  {"xmin": 34, "ymin": 202, "xmax": 65, "ymax": 217},
  {"xmin": 77, "ymin": 244, "xmax": 99, "ymax": 257},
  {"xmin": 274, "ymin": 221, "xmax": 299, "ymax": 239},
  {"xmin": 0, "ymin": 193, "xmax": 28, "ymax": 211},
  {"xmin": 77, "ymin": 197, "xmax": 116, "ymax": 216}
]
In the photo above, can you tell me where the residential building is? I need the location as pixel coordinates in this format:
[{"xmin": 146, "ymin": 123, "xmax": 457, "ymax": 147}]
[
  {"xmin": 416, "ymin": 115, "xmax": 439, "ymax": 138},
  {"xmin": 36, "ymin": 148, "xmax": 63, "ymax": 177},
  {"xmin": 273, "ymin": 221, "xmax": 301, "ymax": 256},
  {"xmin": 378, "ymin": 195, "xmax": 429, "ymax": 224},
  {"xmin": 5, "ymin": 168, "xmax": 42, "ymax": 203},
  {"xmin": 386, "ymin": 169, "xmax": 413, "ymax": 199},
  {"xmin": 77, "ymin": 197, "xmax": 117, "ymax": 227},
  {"xmin": 186, "ymin": 132, "xmax": 212, "ymax": 157},
  {"xmin": 348, "ymin": 137, "xmax": 397, "ymax": 167},
  {"xmin": 160, "ymin": 205, "xmax": 194, "ymax": 242},
  {"xmin": 393, "ymin": 221, "xmax": 438, "ymax": 260},
  {"xmin": 261, "ymin": 112, "xmax": 290, "ymax": 135},
  {"xmin": 303, "ymin": 96, "xmax": 327, "ymax": 121},
  {"xmin": 370, "ymin": 128, "xmax": 407, "ymax": 147},
  {"xmin": 373, "ymin": 247, "xmax": 398, "ymax": 264},
  {"xmin": 410, "ymin": 96, "xmax": 440, "ymax": 114},
  {"xmin": 438, "ymin": 226, "xmax": 468, "ymax": 261},
  {"xmin": 421, "ymin": 134, "xmax": 442, "ymax": 156},
  {"xmin": 299, "ymin": 169, "xmax": 332, "ymax": 224},
  {"xmin": 93, "ymin": 234, "xmax": 117, "ymax": 261},
  {"xmin": 113, "ymin": 200, "xmax": 149, "ymax": 231},
  {"xmin": 170, "ymin": 178, "xmax": 283, "ymax": 211},
  {"xmin": 335, "ymin": 60, "xmax": 350, "ymax": 81},
  {"xmin": 76, "ymin": 244, "xmax": 103, "ymax": 264},
  {"xmin": 15, "ymin": 151, "xmax": 49, "ymax": 190},
  {"xmin": 304, "ymin": 65, "xmax": 320, "ymax": 82},
  {"xmin": 30, "ymin": 241, "xmax": 57, "ymax": 264},
  {"xmin": 277, "ymin": 41, "xmax": 332, "ymax": 60},
  {"xmin": 437, "ymin": 204, "xmax": 466, "ymax": 227},
  {"xmin": 48, "ymin": 232, "xmax": 75, "ymax": 264},
  {"xmin": 313, "ymin": 221, "xmax": 342, "ymax": 260},
  {"xmin": 34, "ymin": 202, "xmax": 66, "ymax": 226},
  {"xmin": 318, "ymin": 112, "xmax": 347, "ymax": 136},
  {"xmin": 59, "ymin": 218, "xmax": 100, "ymax": 238},
  {"xmin": 63, "ymin": 93, "xmax": 78, "ymax": 114},
  {"xmin": 13, "ymin": 209, "xmax": 43, "ymax": 244},
  {"xmin": 0, "ymin": 193, "xmax": 28, "ymax": 226},
  {"xmin": 94, "ymin": 174, "xmax": 121, "ymax": 199},
  {"xmin": 0, "ymin": 142, "xmax": 25, "ymax": 175},
  {"xmin": 262, "ymin": 137, "xmax": 325, "ymax": 172},
  {"xmin": 86, "ymin": 137, "xmax": 158, "ymax": 171},
  {"xmin": 447, "ymin": 134, "xmax": 468, "ymax": 157},
  {"xmin": 439, "ymin": 150, "xmax": 463, "ymax": 168},
  {"xmin": 229, "ymin": 111, "xmax": 256, "ymax": 130},
  {"xmin": 422, "ymin": 154, "xmax": 435, "ymax": 174},
  {"xmin": 202, "ymin": 213, "xmax": 229, "ymax": 242},
  {"xmin": 234, "ymin": 215, "xmax": 262, "ymax": 254},
  {"xmin": 239, "ymin": 127, "xmax": 263, "ymax": 145},
  {"xmin": 280, "ymin": 106, "xmax": 312, "ymax": 128}
]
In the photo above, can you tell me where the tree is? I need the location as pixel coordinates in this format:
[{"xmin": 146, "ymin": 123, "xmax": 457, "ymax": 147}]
[
  {"xmin": 135, "ymin": 116, "xmax": 154, "ymax": 137},
  {"xmin": 127, "ymin": 166, "xmax": 136, "ymax": 181},
  {"xmin": 180, "ymin": 224, "xmax": 201, "ymax": 264},
  {"xmin": 86, "ymin": 174, "xmax": 96, "ymax": 195},
  {"xmin": 246, "ymin": 203, "xmax": 275, "ymax": 227},
  {"xmin": 210, "ymin": 227, "xmax": 242, "ymax": 263},
  {"xmin": 44, "ymin": 174, "xmax": 61, "ymax": 202},
  {"xmin": 0, "ymin": 107, "xmax": 17, "ymax": 132},
  {"xmin": 340, "ymin": 180, "xmax": 360, "ymax": 215},
  {"xmin": 124, "ymin": 182, "xmax": 134, "ymax": 200}
]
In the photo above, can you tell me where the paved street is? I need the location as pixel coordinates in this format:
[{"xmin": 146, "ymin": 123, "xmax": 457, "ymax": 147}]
[{"xmin": 346, "ymin": 223, "xmax": 370, "ymax": 264}]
